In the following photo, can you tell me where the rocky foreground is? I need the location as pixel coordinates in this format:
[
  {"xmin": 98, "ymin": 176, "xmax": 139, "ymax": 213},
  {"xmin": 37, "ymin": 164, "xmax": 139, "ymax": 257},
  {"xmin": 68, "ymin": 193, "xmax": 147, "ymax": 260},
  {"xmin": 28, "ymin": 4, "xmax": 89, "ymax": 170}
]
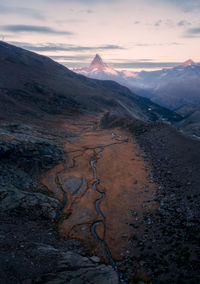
[
  {"xmin": 0, "ymin": 113, "xmax": 200, "ymax": 284},
  {"xmin": 0, "ymin": 118, "xmax": 119, "ymax": 283}
]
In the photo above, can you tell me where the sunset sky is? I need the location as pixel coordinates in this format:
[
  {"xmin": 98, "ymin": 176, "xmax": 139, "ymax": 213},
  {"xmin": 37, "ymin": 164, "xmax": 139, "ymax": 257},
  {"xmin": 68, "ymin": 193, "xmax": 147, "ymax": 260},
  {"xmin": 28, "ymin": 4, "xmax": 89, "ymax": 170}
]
[{"xmin": 0, "ymin": 0, "xmax": 200, "ymax": 71}]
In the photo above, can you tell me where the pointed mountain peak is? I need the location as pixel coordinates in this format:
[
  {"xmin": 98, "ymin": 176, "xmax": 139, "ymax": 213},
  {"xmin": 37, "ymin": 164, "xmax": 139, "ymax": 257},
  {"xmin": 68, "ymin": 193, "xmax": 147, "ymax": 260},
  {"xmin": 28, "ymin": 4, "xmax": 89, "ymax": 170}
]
[
  {"xmin": 75, "ymin": 54, "xmax": 118, "ymax": 76},
  {"xmin": 87, "ymin": 54, "xmax": 117, "ymax": 73},
  {"xmin": 178, "ymin": 59, "xmax": 195, "ymax": 67},
  {"xmin": 181, "ymin": 59, "xmax": 195, "ymax": 66},
  {"xmin": 90, "ymin": 54, "xmax": 105, "ymax": 67}
]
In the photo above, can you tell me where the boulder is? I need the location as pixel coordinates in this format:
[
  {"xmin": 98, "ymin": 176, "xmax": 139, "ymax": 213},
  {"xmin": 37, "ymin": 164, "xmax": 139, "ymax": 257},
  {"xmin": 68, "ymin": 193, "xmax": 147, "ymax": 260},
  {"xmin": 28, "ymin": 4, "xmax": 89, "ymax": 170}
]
[{"xmin": 0, "ymin": 186, "xmax": 61, "ymax": 220}]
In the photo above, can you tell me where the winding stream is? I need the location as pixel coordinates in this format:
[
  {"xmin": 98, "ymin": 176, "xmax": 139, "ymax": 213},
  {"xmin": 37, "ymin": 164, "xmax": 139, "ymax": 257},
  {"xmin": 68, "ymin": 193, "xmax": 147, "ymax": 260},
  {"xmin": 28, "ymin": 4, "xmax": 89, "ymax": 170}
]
[
  {"xmin": 90, "ymin": 142, "xmax": 127, "ymax": 283},
  {"xmin": 55, "ymin": 130, "xmax": 127, "ymax": 282}
]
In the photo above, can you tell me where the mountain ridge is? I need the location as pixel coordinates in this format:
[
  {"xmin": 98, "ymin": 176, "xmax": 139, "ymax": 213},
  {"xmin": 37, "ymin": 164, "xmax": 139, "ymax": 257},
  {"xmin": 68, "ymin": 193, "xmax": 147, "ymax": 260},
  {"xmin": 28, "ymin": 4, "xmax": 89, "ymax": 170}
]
[
  {"xmin": 0, "ymin": 41, "xmax": 181, "ymax": 123},
  {"xmin": 74, "ymin": 54, "xmax": 200, "ymax": 112}
]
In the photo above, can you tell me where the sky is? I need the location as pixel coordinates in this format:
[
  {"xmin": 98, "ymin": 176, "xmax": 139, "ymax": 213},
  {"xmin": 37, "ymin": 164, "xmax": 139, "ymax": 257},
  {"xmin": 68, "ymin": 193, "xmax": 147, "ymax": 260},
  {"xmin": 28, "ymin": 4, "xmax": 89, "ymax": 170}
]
[{"xmin": 0, "ymin": 0, "xmax": 200, "ymax": 71}]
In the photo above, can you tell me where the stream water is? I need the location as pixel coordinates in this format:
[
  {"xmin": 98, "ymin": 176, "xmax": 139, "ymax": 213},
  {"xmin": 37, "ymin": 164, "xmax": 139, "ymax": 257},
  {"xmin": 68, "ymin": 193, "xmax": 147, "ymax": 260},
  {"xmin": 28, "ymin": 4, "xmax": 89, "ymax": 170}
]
[{"xmin": 90, "ymin": 155, "xmax": 127, "ymax": 283}]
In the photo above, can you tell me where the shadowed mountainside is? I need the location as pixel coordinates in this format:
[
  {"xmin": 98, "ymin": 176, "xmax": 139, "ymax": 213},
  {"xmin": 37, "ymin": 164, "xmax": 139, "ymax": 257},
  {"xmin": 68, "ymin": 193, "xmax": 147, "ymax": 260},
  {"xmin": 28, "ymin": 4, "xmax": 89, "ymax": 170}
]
[{"xmin": 0, "ymin": 41, "xmax": 181, "ymax": 123}]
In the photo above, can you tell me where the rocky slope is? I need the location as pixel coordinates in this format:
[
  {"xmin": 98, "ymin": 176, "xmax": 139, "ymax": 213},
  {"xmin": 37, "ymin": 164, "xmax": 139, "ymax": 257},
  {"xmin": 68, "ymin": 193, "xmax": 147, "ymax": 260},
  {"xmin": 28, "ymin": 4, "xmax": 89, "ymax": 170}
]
[
  {"xmin": 101, "ymin": 113, "xmax": 200, "ymax": 283},
  {"xmin": 176, "ymin": 108, "xmax": 200, "ymax": 137},
  {"xmin": 0, "ymin": 41, "xmax": 181, "ymax": 123}
]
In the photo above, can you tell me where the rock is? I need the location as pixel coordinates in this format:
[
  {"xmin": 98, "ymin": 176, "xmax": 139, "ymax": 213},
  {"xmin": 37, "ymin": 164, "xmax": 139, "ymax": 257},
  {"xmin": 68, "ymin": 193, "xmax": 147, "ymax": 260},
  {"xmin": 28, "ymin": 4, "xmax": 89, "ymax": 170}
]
[
  {"xmin": 90, "ymin": 256, "xmax": 101, "ymax": 263},
  {"xmin": 22, "ymin": 279, "xmax": 33, "ymax": 284},
  {"xmin": 39, "ymin": 251, "xmax": 119, "ymax": 284},
  {"xmin": 0, "ymin": 186, "xmax": 61, "ymax": 219},
  {"xmin": 69, "ymin": 279, "xmax": 84, "ymax": 284},
  {"xmin": 62, "ymin": 176, "xmax": 87, "ymax": 196}
]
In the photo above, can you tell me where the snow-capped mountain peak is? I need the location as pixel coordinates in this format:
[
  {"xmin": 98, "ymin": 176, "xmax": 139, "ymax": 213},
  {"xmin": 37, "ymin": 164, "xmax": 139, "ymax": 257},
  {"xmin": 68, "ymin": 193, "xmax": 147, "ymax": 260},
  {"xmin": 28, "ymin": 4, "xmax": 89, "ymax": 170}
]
[
  {"xmin": 90, "ymin": 54, "xmax": 106, "ymax": 68},
  {"xmin": 176, "ymin": 59, "xmax": 195, "ymax": 68},
  {"xmin": 74, "ymin": 54, "xmax": 118, "ymax": 76}
]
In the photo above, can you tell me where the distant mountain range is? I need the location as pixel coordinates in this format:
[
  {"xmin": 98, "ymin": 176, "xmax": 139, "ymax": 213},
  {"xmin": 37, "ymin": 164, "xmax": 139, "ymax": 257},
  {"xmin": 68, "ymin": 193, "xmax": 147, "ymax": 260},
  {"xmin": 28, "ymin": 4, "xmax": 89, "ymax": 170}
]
[
  {"xmin": 0, "ymin": 41, "xmax": 180, "ymax": 124},
  {"xmin": 75, "ymin": 55, "xmax": 200, "ymax": 115}
]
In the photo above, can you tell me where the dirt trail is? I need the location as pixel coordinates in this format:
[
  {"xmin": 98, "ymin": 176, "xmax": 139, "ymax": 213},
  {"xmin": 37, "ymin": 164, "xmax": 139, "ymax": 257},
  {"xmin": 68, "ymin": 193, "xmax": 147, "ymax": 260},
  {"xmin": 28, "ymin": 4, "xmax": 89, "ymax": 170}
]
[{"xmin": 41, "ymin": 115, "xmax": 158, "ymax": 263}]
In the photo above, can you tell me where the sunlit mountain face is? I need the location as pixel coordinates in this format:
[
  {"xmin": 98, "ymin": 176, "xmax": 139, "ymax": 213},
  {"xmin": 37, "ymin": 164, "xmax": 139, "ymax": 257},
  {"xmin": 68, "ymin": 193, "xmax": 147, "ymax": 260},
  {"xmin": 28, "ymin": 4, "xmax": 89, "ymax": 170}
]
[
  {"xmin": 75, "ymin": 55, "xmax": 200, "ymax": 112},
  {"xmin": 75, "ymin": 54, "xmax": 119, "ymax": 76},
  {"xmin": 1, "ymin": 0, "xmax": 200, "ymax": 283}
]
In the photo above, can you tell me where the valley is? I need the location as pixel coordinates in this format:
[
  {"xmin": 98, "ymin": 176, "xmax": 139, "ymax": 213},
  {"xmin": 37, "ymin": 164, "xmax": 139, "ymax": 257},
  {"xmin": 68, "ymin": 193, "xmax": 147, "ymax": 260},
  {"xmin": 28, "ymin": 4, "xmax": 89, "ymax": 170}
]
[
  {"xmin": 1, "ymin": 111, "xmax": 200, "ymax": 283},
  {"xmin": 0, "ymin": 41, "xmax": 199, "ymax": 284},
  {"xmin": 41, "ymin": 115, "xmax": 158, "ymax": 265}
]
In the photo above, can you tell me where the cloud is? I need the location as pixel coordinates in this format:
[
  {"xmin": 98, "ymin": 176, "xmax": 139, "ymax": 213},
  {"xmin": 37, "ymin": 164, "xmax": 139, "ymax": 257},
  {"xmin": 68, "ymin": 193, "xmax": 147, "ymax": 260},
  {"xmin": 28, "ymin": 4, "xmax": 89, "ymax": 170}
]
[
  {"xmin": 0, "ymin": 4, "xmax": 44, "ymax": 19},
  {"xmin": 55, "ymin": 19, "xmax": 86, "ymax": 24},
  {"xmin": 153, "ymin": 19, "xmax": 175, "ymax": 28},
  {"xmin": 184, "ymin": 26, "xmax": 200, "ymax": 38},
  {"xmin": 110, "ymin": 61, "xmax": 181, "ymax": 69},
  {"xmin": 177, "ymin": 20, "xmax": 191, "ymax": 27},
  {"xmin": 50, "ymin": 55, "xmax": 91, "ymax": 61},
  {"xmin": 187, "ymin": 27, "xmax": 200, "ymax": 34},
  {"xmin": 134, "ymin": 42, "xmax": 181, "ymax": 47},
  {"xmin": 149, "ymin": 0, "xmax": 200, "ymax": 12},
  {"xmin": 58, "ymin": 60, "xmax": 182, "ymax": 69},
  {"xmin": 165, "ymin": 19, "xmax": 174, "ymax": 28},
  {"xmin": 46, "ymin": 0, "xmax": 119, "ymax": 3},
  {"xmin": 134, "ymin": 43, "xmax": 162, "ymax": 47},
  {"xmin": 85, "ymin": 9, "xmax": 94, "ymax": 13},
  {"xmin": 9, "ymin": 42, "xmax": 124, "ymax": 52},
  {"xmin": 102, "ymin": 44, "xmax": 125, "ymax": 50},
  {"xmin": 171, "ymin": 0, "xmax": 200, "ymax": 12},
  {"xmin": 170, "ymin": 42, "xmax": 182, "ymax": 45},
  {"xmin": 155, "ymin": 20, "xmax": 162, "ymax": 27},
  {"xmin": 0, "ymin": 25, "xmax": 73, "ymax": 35}
]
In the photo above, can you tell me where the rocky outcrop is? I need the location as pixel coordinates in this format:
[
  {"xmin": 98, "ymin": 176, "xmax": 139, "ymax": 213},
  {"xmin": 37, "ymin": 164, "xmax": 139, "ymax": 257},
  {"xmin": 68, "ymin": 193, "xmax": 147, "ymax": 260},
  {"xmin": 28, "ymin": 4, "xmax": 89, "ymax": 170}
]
[
  {"xmin": 0, "ymin": 186, "xmax": 61, "ymax": 220},
  {"xmin": 0, "ymin": 122, "xmax": 64, "ymax": 194},
  {"xmin": 0, "ymin": 213, "xmax": 119, "ymax": 284},
  {"xmin": 0, "ymin": 123, "xmax": 64, "ymax": 174},
  {"xmin": 39, "ymin": 250, "xmax": 119, "ymax": 284}
]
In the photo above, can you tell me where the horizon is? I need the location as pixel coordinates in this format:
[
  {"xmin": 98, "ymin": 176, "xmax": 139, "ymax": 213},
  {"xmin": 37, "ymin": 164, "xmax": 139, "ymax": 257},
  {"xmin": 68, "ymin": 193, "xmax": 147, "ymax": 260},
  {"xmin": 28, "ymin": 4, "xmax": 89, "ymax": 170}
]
[
  {"xmin": 0, "ymin": 0, "xmax": 200, "ymax": 71},
  {"xmin": 71, "ymin": 53, "xmax": 197, "ymax": 72}
]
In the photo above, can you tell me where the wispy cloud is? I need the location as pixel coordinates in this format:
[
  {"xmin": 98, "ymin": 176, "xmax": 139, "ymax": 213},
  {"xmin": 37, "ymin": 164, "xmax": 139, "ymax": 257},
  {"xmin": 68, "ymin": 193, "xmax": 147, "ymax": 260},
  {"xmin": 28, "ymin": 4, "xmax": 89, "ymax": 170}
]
[
  {"xmin": 171, "ymin": 0, "xmax": 200, "ymax": 12},
  {"xmin": 58, "ymin": 60, "xmax": 182, "ymax": 69},
  {"xmin": 184, "ymin": 26, "xmax": 200, "ymax": 38},
  {"xmin": 110, "ymin": 61, "xmax": 181, "ymax": 69},
  {"xmin": 50, "ymin": 55, "xmax": 91, "ymax": 61},
  {"xmin": 187, "ymin": 27, "xmax": 200, "ymax": 34},
  {"xmin": 9, "ymin": 42, "xmax": 124, "ymax": 52},
  {"xmin": 177, "ymin": 20, "xmax": 191, "ymax": 27},
  {"xmin": 150, "ymin": 0, "xmax": 200, "ymax": 12},
  {"xmin": 1, "ymin": 25, "xmax": 73, "ymax": 35},
  {"xmin": 134, "ymin": 42, "xmax": 181, "ymax": 47},
  {"xmin": 154, "ymin": 19, "xmax": 176, "ymax": 28},
  {"xmin": 46, "ymin": 0, "xmax": 119, "ymax": 3},
  {"xmin": 0, "ymin": 4, "xmax": 44, "ymax": 19},
  {"xmin": 81, "ymin": 9, "xmax": 94, "ymax": 13},
  {"xmin": 155, "ymin": 20, "xmax": 162, "ymax": 27}
]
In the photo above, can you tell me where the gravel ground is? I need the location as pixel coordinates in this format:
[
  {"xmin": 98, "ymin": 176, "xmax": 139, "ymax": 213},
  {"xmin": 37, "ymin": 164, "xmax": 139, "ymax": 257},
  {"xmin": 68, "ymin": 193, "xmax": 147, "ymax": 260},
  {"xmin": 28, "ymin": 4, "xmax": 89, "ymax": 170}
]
[
  {"xmin": 101, "ymin": 113, "xmax": 200, "ymax": 283},
  {"xmin": 134, "ymin": 123, "xmax": 200, "ymax": 283}
]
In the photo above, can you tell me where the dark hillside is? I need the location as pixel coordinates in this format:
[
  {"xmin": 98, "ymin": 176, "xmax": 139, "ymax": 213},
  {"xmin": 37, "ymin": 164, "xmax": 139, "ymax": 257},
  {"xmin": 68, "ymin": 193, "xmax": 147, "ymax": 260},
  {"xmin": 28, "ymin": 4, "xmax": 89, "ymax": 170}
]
[{"xmin": 0, "ymin": 41, "xmax": 181, "ymax": 123}]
